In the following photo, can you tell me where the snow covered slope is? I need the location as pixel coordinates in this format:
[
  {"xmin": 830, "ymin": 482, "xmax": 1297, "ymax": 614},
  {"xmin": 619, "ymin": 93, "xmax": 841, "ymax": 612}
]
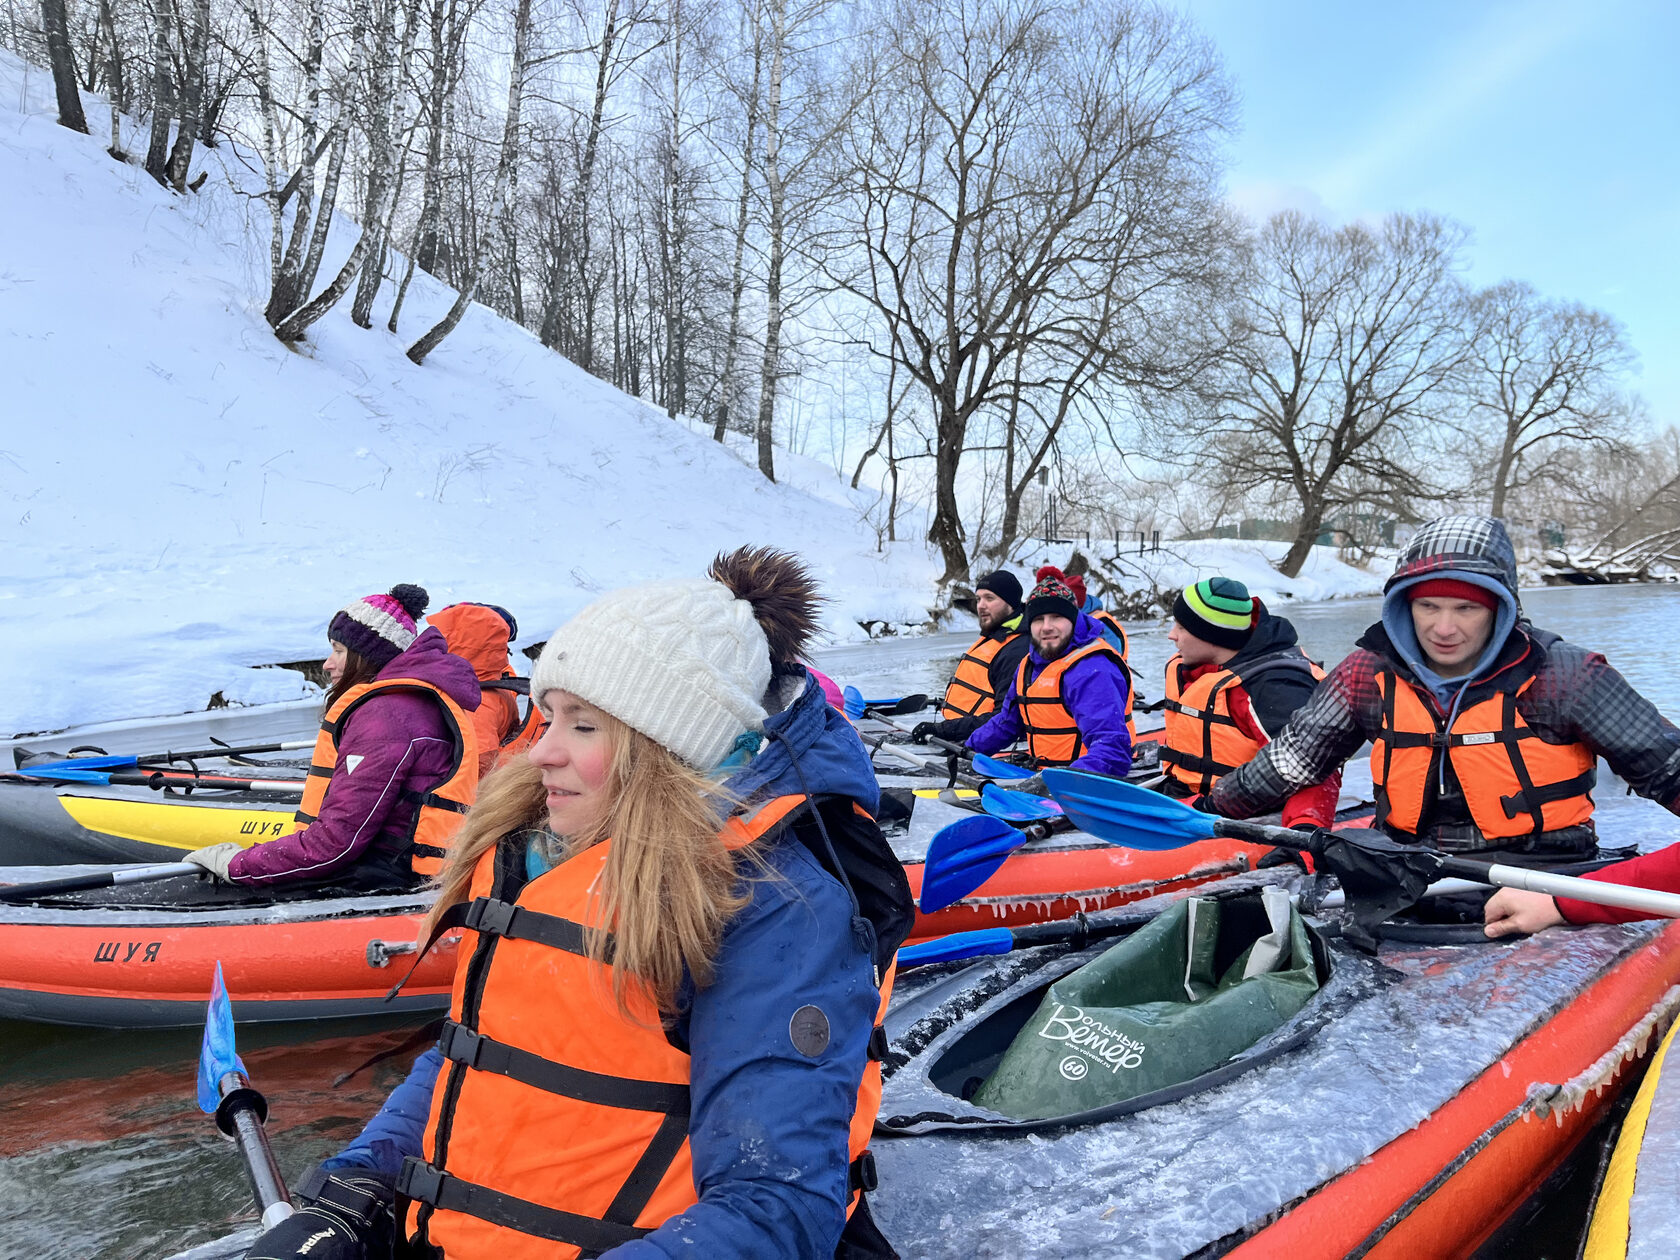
[{"xmin": 0, "ymin": 52, "xmax": 939, "ymax": 734}]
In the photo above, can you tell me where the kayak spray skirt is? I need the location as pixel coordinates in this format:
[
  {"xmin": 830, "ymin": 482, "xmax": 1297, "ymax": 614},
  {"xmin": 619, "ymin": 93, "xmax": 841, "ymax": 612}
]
[{"xmin": 971, "ymin": 885, "xmax": 1328, "ymax": 1120}]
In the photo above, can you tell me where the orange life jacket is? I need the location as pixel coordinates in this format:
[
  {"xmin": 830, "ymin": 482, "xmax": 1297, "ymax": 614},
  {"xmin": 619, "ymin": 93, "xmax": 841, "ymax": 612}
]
[
  {"xmin": 941, "ymin": 619, "xmax": 1024, "ymax": 720},
  {"xmin": 293, "ymin": 677, "xmax": 479, "ymax": 880},
  {"xmin": 1161, "ymin": 651, "xmax": 1324, "ymax": 796},
  {"xmin": 1370, "ymin": 669, "xmax": 1596, "ymax": 843},
  {"xmin": 481, "ymin": 675, "xmax": 545, "ymax": 766},
  {"xmin": 1013, "ymin": 639, "xmax": 1126, "ymax": 767},
  {"xmin": 397, "ymin": 794, "xmax": 894, "ymax": 1259},
  {"xmin": 1087, "ymin": 611, "xmax": 1138, "ymax": 742}
]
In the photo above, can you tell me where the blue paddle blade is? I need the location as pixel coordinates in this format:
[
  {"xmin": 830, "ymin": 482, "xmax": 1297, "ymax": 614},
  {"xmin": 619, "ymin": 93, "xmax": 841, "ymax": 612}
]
[
  {"xmin": 1040, "ymin": 769, "xmax": 1214, "ymax": 851},
  {"xmin": 22, "ymin": 755, "xmax": 136, "ymax": 775},
  {"xmin": 21, "ymin": 766, "xmax": 115, "ymax": 784},
  {"xmin": 920, "ymin": 815, "xmax": 1029, "ymax": 912},
  {"xmin": 196, "ymin": 961, "xmax": 247, "ymax": 1113},
  {"xmin": 980, "ymin": 783, "xmax": 1062, "ymax": 822},
  {"xmin": 842, "ymin": 685, "xmax": 866, "ymax": 721},
  {"xmin": 971, "ymin": 752, "xmax": 1031, "ymax": 780},
  {"xmin": 898, "ymin": 927, "xmax": 1014, "ymax": 968}
]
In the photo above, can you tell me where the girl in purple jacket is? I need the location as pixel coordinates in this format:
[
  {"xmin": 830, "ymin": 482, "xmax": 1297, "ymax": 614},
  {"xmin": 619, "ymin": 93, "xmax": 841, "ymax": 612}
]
[{"xmin": 182, "ymin": 584, "xmax": 482, "ymax": 892}]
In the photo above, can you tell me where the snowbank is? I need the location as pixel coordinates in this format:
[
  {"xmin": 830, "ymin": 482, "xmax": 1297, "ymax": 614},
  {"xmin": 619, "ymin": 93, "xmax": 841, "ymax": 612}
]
[
  {"xmin": 1016, "ymin": 537, "xmax": 1386, "ymax": 615},
  {"xmin": 0, "ymin": 52, "xmax": 940, "ymax": 734}
]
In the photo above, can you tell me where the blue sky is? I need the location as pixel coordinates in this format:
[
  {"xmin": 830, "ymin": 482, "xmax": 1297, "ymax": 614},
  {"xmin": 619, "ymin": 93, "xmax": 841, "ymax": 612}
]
[{"xmin": 1182, "ymin": 0, "xmax": 1680, "ymax": 428}]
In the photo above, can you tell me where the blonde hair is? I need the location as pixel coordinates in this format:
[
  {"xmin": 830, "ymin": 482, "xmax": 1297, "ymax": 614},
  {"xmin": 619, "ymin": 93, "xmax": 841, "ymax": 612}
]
[{"xmin": 423, "ymin": 707, "xmax": 748, "ymax": 1017}]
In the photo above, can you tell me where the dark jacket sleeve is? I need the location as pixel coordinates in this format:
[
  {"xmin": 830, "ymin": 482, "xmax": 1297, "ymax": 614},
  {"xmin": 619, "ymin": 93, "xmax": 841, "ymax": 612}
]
[
  {"xmin": 1526, "ymin": 642, "xmax": 1680, "ymax": 809},
  {"xmin": 321, "ymin": 1046, "xmax": 443, "ymax": 1180},
  {"xmin": 606, "ymin": 843, "xmax": 879, "ymax": 1259},
  {"xmin": 1211, "ymin": 651, "xmax": 1378, "ymax": 818},
  {"xmin": 229, "ymin": 692, "xmax": 452, "ymax": 885}
]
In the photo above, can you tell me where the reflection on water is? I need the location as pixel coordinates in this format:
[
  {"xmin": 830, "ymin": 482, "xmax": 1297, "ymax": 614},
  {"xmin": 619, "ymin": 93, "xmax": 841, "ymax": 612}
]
[{"xmin": 5, "ymin": 584, "xmax": 1680, "ymax": 1256}]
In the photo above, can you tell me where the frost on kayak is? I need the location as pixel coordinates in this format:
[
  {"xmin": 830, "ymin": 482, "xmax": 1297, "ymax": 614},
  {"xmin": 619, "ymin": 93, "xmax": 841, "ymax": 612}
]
[{"xmin": 870, "ymin": 902, "xmax": 1663, "ymax": 1259}]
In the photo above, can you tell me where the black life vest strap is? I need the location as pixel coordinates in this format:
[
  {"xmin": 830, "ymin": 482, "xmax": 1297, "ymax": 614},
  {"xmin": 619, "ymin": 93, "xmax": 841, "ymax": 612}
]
[
  {"xmin": 1158, "ymin": 746, "xmax": 1242, "ymax": 780},
  {"xmin": 397, "ymin": 1159, "xmax": 651, "ymax": 1257},
  {"xmin": 458, "ymin": 895, "xmax": 618, "ymax": 962},
  {"xmin": 401, "ymin": 788, "xmax": 471, "ymax": 814},
  {"xmin": 438, "ymin": 1019, "xmax": 691, "ymax": 1114}
]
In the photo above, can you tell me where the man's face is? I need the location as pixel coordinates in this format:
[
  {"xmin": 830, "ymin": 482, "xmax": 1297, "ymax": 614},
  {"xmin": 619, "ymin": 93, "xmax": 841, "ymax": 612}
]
[
  {"xmin": 1168, "ymin": 620, "xmax": 1229, "ymax": 667},
  {"xmin": 975, "ymin": 589, "xmax": 1011, "ymax": 633},
  {"xmin": 1410, "ymin": 597, "xmax": 1496, "ymax": 677},
  {"xmin": 1031, "ymin": 614, "xmax": 1074, "ymax": 659}
]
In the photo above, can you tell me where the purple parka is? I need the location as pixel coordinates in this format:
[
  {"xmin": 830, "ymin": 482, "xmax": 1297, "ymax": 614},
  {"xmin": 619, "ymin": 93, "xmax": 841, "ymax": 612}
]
[{"xmin": 228, "ymin": 627, "xmax": 481, "ymax": 887}]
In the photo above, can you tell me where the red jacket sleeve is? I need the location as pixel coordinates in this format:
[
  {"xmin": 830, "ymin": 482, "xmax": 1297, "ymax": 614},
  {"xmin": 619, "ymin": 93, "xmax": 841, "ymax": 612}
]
[{"xmin": 1556, "ymin": 844, "xmax": 1680, "ymax": 925}]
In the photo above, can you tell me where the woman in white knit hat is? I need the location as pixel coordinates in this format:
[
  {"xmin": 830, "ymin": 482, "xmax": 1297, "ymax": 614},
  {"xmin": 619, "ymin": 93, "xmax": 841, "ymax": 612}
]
[{"xmin": 247, "ymin": 547, "xmax": 913, "ymax": 1260}]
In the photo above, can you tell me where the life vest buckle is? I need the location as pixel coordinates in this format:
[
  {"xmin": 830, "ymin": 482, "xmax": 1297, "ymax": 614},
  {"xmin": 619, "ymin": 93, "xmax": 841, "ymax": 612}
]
[
  {"xmin": 464, "ymin": 897, "xmax": 517, "ymax": 938},
  {"xmin": 849, "ymin": 1151, "xmax": 879, "ymax": 1194},
  {"xmin": 439, "ymin": 1020, "xmax": 489, "ymax": 1069},
  {"xmin": 395, "ymin": 1157, "xmax": 444, "ymax": 1208}
]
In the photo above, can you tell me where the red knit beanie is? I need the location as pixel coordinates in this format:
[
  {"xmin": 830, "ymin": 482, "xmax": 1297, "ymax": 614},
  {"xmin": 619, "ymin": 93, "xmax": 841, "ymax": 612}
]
[{"xmin": 1407, "ymin": 577, "xmax": 1498, "ymax": 611}]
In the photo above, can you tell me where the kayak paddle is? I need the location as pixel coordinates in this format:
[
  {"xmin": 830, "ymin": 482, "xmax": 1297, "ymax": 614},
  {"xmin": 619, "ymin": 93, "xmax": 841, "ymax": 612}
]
[
  {"xmin": 0, "ymin": 861, "xmax": 203, "ymax": 903},
  {"xmin": 898, "ymin": 909, "xmax": 1141, "ymax": 968},
  {"xmin": 9, "ymin": 766, "xmax": 304, "ymax": 793},
  {"xmin": 840, "ymin": 687, "xmax": 930, "ymax": 721},
  {"xmin": 919, "ymin": 813, "xmax": 1067, "ymax": 913},
  {"xmin": 198, "ymin": 960, "xmax": 294, "ymax": 1229},
  {"xmin": 979, "ymin": 782, "xmax": 1061, "ymax": 822},
  {"xmin": 15, "ymin": 739, "xmax": 313, "ymax": 773},
  {"xmin": 1039, "ymin": 769, "xmax": 1680, "ymax": 935}
]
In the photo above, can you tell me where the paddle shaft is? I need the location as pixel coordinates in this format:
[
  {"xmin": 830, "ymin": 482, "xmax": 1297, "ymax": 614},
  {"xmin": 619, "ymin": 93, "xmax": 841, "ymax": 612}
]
[
  {"xmin": 219, "ymin": 1071, "xmax": 294, "ymax": 1228},
  {"xmin": 0, "ymin": 861, "xmax": 201, "ymax": 902},
  {"xmin": 143, "ymin": 739, "xmax": 313, "ymax": 766},
  {"xmin": 1214, "ymin": 818, "xmax": 1680, "ymax": 920}
]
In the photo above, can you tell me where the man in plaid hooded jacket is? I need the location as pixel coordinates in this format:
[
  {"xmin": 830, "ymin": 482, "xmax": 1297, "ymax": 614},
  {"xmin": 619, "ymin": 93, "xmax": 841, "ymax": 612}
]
[{"xmin": 1209, "ymin": 515, "xmax": 1680, "ymax": 898}]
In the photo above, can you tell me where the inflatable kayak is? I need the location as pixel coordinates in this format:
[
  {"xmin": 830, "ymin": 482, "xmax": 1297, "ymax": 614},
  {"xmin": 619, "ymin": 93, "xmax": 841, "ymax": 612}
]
[
  {"xmin": 0, "ymin": 780, "xmax": 1290, "ymax": 1027},
  {"xmin": 1582, "ymin": 1017, "xmax": 1680, "ymax": 1259},
  {"xmin": 870, "ymin": 869, "xmax": 1680, "ymax": 1258},
  {"xmin": 0, "ymin": 870, "xmax": 456, "ymax": 1027},
  {"xmin": 0, "ymin": 780, "xmax": 297, "ymax": 865}
]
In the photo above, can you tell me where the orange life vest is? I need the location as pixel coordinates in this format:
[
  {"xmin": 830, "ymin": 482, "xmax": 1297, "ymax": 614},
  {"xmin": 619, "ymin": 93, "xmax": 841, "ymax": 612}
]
[
  {"xmin": 1013, "ymin": 639, "xmax": 1126, "ymax": 767},
  {"xmin": 293, "ymin": 677, "xmax": 480, "ymax": 879},
  {"xmin": 941, "ymin": 620, "xmax": 1024, "ymax": 720},
  {"xmin": 1370, "ymin": 670, "xmax": 1596, "ymax": 842},
  {"xmin": 1087, "ymin": 611, "xmax": 1138, "ymax": 742},
  {"xmin": 1161, "ymin": 652, "xmax": 1324, "ymax": 796},
  {"xmin": 397, "ymin": 794, "xmax": 894, "ymax": 1259},
  {"xmin": 481, "ymin": 675, "xmax": 545, "ymax": 765}
]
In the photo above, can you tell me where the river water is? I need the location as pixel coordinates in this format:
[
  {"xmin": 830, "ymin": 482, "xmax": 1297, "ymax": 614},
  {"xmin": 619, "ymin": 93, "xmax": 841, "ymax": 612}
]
[{"xmin": 3, "ymin": 583, "xmax": 1679, "ymax": 1258}]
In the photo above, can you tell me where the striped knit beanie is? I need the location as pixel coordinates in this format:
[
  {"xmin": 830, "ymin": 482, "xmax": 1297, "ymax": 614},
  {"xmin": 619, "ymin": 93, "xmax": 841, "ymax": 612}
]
[
  {"xmin": 329, "ymin": 584, "xmax": 428, "ymax": 668},
  {"xmin": 1173, "ymin": 577, "xmax": 1257, "ymax": 650}
]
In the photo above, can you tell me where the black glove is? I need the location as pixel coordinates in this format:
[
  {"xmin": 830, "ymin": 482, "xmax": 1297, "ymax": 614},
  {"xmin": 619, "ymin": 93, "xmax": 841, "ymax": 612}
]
[
  {"xmin": 909, "ymin": 722, "xmax": 938, "ymax": 744},
  {"xmin": 245, "ymin": 1169, "xmax": 395, "ymax": 1260},
  {"xmin": 1256, "ymin": 846, "xmax": 1310, "ymax": 872},
  {"xmin": 1188, "ymin": 794, "xmax": 1220, "ymax": 813}
]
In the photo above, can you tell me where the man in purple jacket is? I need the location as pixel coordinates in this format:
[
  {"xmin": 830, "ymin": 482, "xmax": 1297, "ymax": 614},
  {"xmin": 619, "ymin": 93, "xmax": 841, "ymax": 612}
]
[
  {"xmin": 964, "ymin": 574, "xmax": 1133, "ymax": 783},
  {"xmin": 183, "ymin": 585, "xmax": 481, "ymax": 892}
]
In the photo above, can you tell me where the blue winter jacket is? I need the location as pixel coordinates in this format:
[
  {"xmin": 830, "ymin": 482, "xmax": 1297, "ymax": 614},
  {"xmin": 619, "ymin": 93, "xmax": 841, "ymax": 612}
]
[
  {"xmin": 966, "ymin": 612, "xmax": 1133, "ymax": 777},
  {"xmin": 324, "ymin": 670, "xmax": 884, "ymax": 1258}
]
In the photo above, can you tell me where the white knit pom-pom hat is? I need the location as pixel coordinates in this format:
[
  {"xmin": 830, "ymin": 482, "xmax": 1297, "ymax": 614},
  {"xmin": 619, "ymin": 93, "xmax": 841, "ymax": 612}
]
[{"xmin": 530, "ymin": 578, "xmax": 771, "ymax": 769}]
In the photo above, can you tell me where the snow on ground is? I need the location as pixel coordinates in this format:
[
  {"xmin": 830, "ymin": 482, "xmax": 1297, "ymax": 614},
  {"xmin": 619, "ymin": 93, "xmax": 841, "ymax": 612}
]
[
  {"xmin": 0, "ymin": 51, "xmax": 940, "ymax": 734},
  {"xmin": 1017, "ymin": 537, "xmax": 1386, "ymax": 614}
]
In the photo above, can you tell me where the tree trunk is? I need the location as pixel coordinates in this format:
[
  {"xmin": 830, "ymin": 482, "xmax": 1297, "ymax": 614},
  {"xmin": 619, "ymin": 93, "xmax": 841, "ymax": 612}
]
[
  {"xmin": 715, "ymin": 0, "xmax": 762, "ymax": 443},
  {"xmin": 40, "ymin": 0, "xmax": 89, "ymax": 132},
  {"xmin": 929, "ymin": 398, "xmax": 969, "ymax": 581},
  {"xmin": 164, "ymin": 0, "xmax": 208, "ymax": 189},
  {"xmin": 143, "ymin": 0, "xmax": 172, "ymax": 178},
  {"xmin": 352, "ymin": 0, "xmax": 420, "ymax": 327},
  {"xmin": 263, "ymin": 0, "xmax": 326, "ymax": 325},
  {"xmin": 752, "ymin": 0, "xmax": 786, "ymax": 482},
  {"xmin": 99, "ymin": 0, "xmax": 125, "ymax": 154},
  {"xmin": 1279, "ymin": 497, "xmax": 1329, "ymax": 578},
  {"xmin": 296, "ymin": 121, "xmax": 345, "ymax": 303},
  {"xmin": 408, "ymin": 0, "xmax": 530, "ymax": 364}
]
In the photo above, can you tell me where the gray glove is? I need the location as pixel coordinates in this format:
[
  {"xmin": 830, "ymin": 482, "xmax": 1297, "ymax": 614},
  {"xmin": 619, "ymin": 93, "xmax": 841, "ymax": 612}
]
[
  {"xmin": 245, "ymin": 1170, "xmax": 394, "ymax": 1260},
  {"xmin": 183, "ymin": 841, "xmax": 243, "ymax": 882}
]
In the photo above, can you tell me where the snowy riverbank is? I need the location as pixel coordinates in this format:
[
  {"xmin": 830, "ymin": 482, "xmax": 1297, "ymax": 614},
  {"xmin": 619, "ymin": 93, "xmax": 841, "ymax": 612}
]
[{"xmin": 0, "ymin": 50, "xmax": 940, "ymax": 735}]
